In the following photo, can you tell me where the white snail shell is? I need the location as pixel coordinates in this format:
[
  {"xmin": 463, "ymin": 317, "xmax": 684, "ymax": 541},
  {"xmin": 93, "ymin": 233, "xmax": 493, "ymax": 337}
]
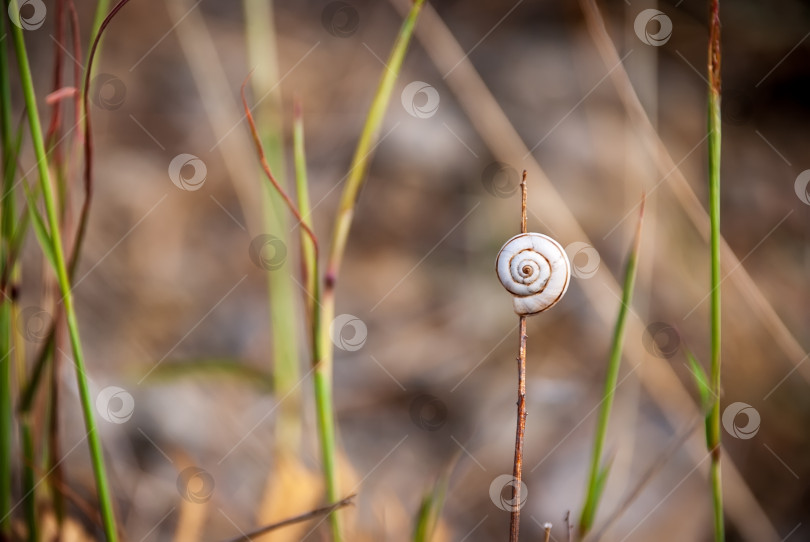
[{"xmin": 496, "ymin": 233, "xmax": 571, "ymax": 316}]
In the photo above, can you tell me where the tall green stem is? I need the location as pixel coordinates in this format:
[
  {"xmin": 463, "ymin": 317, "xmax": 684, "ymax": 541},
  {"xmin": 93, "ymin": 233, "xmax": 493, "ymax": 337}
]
[
  {"xmin": 8, "ymin": 4, "xmax": 118, "ymax": 539},
  {"xmin": 292, "ymin": 103, "xmax": 322, "ymax": 414},
  {"xmin": 314, "ymin": 2, "xmax": 425, "ymax": 539},
  {"xmin": 579, "ymin": 198, "xmax": 644, "ymax": 536},
  {"xmin": 707, "ymin": 1, "xmax": 724, "ymax": 540},
  {"xmin": 325, "ymin": 0, "xmax": 425, "ymax": 276},
  {"xmin": 243, "ymin": 4, "xmax": 425, "ymax": 539}
]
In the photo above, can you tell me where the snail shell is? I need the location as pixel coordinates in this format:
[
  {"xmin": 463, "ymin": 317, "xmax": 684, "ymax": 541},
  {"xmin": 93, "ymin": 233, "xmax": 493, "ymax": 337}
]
[{"xmin": 496, "ymin": 233, "xmax": 571, "ymax": 315}]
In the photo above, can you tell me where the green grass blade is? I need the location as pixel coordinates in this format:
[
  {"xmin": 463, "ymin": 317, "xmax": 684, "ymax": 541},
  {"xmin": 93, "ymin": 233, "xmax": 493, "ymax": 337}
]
[
  {"xmin": 292, "ymin": 100, "xmax": 323, "ymax": 420},
  {"xmin": 144, "ymin": 358, "xmax": 274, "ymax": 392},
  {"xmin": 316, "ymin": 3, "xmax": 426, "ymax": 539},
  {"xmin": 243, "ymin": 0, "xmax": 303, "ymax": 455},
  {"xmin": 685, "ymin": 350, "xmax": 712, "ymax": 413},
  {"xmin": 0, "ymin": 9, "xmax": 15, "ymax": 533},
  {"xmin": 89, "ymin": 0, "xmax": 112, "ymax": 54},
  {"xmin": 326, "ymin": 0, "xmax": 426, "ymax": 277},
  {"xmin": 8, "ymin": 4, "xmax": 119, "ymax": 538},
  {"xmin": 22, "ymin": 183, "xmax": 57, "ymax": 271},
  {"xmin": 413, "ymin": 471, "xmax": 450, "ymax": 542},
  {"xmin": 0, "ymin": 9, "xmax": 15, "ymax": 241},
  {"xmin": 592, "ymin": 453, "xmax": 614, "ymax": 515},
  {"xmin": 293, "ymin": 100, "xmax": 317, "ymax": 318},
  {"xmin": 17, "ymin": 338, "xmax": 53, "ymax": 415},
  {"xmin": 579, "ymin": 196, "xmax": 645, "ymax": 536}
]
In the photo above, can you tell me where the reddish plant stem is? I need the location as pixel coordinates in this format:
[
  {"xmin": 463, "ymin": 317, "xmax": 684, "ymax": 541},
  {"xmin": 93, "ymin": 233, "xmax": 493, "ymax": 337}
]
[
  {"xmin": 78, "ymin": 0, "xmax": 135, "ymax": 278},
  {"xmin": 67, "ymin": 0, "xmax": 81, "ymax": 137},
  {"xmin": 240, "ymin": 74, "xmax": 319, "ymax": 258},
  {"xmin": 709, "ymin": 0, "xmax": 721, "ymax": 96}
]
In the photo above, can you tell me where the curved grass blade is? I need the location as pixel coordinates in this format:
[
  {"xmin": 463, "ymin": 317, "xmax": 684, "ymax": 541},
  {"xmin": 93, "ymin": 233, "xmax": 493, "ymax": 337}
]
[
  {"xmin": 315, "ymin": 2, "xmax": 426, "ymax": 538},
  {"xmin": 579, "ymin": 195, "xmax": 645, "ymax": 536},
  {"xmin": 145, "ymin": 358, "xmax": 274, "ymax": 392}
]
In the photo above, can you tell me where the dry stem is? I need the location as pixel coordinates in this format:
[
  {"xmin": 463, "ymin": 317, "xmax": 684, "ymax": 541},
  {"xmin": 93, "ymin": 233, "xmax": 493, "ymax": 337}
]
[{"xmin": 509, "ymin": 171, "xmax": 529, "ymax": 542}]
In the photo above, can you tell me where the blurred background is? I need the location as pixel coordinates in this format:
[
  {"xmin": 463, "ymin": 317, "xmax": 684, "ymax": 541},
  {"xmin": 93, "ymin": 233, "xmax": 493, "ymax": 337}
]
[{"xmin": 9, "ymin": 0, "xmax": 810, "ymax": 540}]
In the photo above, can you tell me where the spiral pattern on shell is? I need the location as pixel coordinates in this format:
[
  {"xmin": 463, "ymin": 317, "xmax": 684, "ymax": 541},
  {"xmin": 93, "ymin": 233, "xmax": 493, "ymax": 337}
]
[{"xmin": 496, "ymin": 233, "xmax": 571, "ymax": 315}]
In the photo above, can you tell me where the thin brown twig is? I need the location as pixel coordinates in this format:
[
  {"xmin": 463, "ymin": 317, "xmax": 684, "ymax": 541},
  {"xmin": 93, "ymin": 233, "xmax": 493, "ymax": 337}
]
[
  {"xmin": 510, "ymin": 316, "xmax": 526, "ymax": 542},
  {"xmin": 520, "ymin": 170, "xmax": 527, "ymax": 233},
  {"xmin": 565, "ymin": 511, "xmax": 573, "ymax": 542},
  {"xmin": 509, "ymin": 171, "xmax": 529, "ymax": 542},
  {"xmin": 221, "ymin": 494, "xmax": 356, "ymax": 542},
  {"xmin": 67, "ymin": 0, "xmax": 81, "ymax": 138},
  {"xmin": 543, "ymin": 522, "xmax": 552, "ymax": 542}
]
